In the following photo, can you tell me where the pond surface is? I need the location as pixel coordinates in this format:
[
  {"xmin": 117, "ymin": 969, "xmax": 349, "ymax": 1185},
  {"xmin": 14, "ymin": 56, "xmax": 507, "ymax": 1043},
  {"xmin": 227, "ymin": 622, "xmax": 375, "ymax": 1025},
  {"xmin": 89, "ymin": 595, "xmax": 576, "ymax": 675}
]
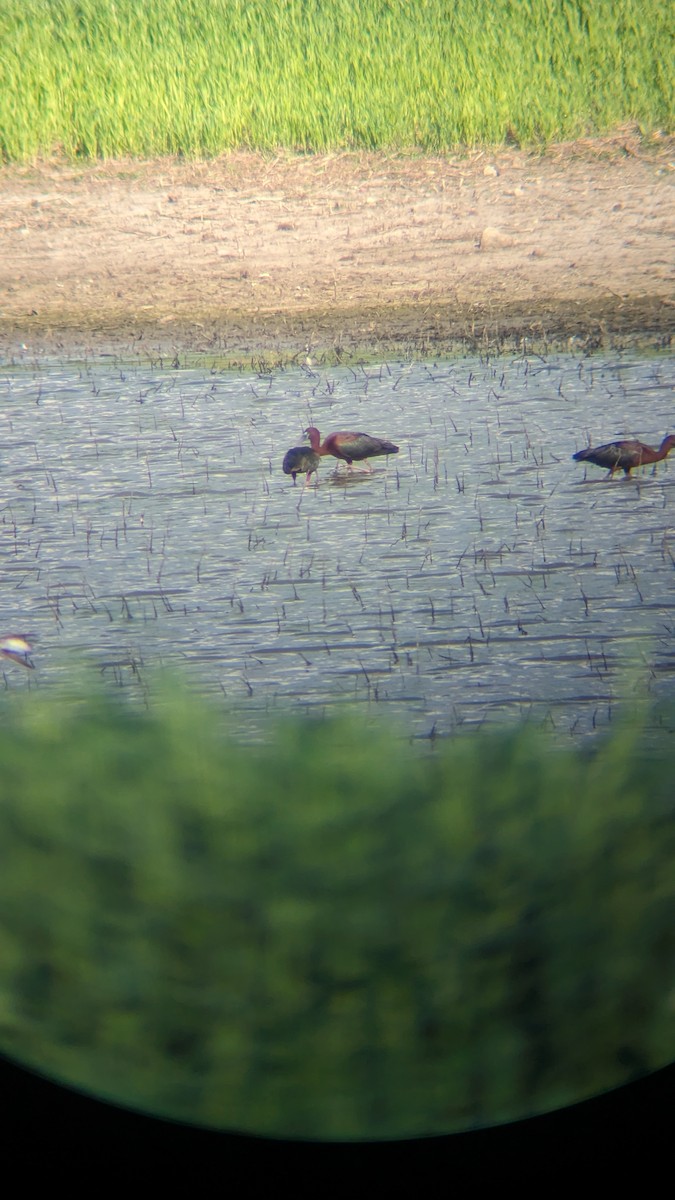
[{"xmin": 2, "ymin": 352, "xmax": 674, "ymax": 741}]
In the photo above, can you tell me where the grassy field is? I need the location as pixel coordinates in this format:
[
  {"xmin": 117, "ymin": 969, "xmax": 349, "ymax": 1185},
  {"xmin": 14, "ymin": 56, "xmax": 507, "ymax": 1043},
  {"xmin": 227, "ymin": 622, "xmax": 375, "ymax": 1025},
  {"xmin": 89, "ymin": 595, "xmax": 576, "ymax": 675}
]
[
  {"xmin": 1, "ymin": 684, "xmax": 673, "ymax": 1139},
  {"xmin": 1, "ymin": 0, "xmax": 672, "ymax": 160}
]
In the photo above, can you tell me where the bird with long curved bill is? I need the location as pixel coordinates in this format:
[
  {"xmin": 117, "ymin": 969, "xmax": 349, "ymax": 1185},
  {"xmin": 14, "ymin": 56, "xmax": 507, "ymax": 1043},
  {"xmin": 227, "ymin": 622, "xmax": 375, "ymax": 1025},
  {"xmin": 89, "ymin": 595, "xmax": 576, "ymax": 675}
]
[
  {"xmin": 305, "ymin": 427, "xmax": 399, "ymax": 473},
  {"xmin": 282, "ymin": 445, "xmax": 321, "ymax": 485},
  {"xmin": 0, "ymin": 635, "xmax": 35, "ymax": 669},
  {"xmin": 573, "ymin": 434, "xmax": 675, "ymax": 478}
]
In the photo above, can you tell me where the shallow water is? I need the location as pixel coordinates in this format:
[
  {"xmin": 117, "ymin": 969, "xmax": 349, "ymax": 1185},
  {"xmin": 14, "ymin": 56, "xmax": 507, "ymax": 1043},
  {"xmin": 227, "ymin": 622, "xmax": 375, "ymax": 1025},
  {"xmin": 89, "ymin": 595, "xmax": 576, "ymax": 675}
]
[{"xmin": 1, "ymin": 352, "xmax": 674, "ymax": 740}]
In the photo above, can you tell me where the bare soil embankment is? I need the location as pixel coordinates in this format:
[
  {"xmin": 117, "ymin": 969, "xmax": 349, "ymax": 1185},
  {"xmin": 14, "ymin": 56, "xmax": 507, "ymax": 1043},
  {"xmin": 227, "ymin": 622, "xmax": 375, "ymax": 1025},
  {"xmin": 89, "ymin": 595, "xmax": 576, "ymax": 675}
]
[{"xmin": 1, "ymin": 134, "xmax": 673, "ymax": 363}]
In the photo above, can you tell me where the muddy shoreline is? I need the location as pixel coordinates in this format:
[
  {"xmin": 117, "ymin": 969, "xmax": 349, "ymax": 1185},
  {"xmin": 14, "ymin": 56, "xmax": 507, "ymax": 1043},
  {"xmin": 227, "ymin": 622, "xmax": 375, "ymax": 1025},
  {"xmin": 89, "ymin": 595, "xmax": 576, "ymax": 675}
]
[
  {"xmin": 1, "ymin": 296, "xmax": 669, "ymax": 367},
  {"xmin": 1, "ymin": 138, "xmax": 673, "ymax": 364}
]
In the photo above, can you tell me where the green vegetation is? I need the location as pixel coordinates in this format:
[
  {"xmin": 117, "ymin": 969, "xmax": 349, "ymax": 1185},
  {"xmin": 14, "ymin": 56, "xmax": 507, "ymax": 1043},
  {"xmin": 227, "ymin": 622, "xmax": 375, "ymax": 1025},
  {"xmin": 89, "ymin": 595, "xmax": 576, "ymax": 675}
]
[
  {"xmin": 1, "ymin": 0, "xmax": 672, "ymax": 161},
  {"xmin": 1, "ymin": 685, "xmax": 674, "ymax": 1139}
]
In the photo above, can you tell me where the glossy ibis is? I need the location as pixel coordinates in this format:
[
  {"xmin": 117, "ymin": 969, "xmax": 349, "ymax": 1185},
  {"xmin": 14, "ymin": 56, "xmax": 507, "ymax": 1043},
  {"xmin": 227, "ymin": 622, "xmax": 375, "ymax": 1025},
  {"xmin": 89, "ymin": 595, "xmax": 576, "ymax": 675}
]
[
  {"xmin": 0, "ymin": 635, "xmax": 35, "ymax": 669},
  {"xmin": 282, "ymin": 445, "xmax": 321, "ymax": 485},
  {"xmin": 573, "ymin": 434, "xmax": 675, "ymax": 478},
  {"xmin": 305, "ymin": 427, "xmax": 399, "ymax": 472}
]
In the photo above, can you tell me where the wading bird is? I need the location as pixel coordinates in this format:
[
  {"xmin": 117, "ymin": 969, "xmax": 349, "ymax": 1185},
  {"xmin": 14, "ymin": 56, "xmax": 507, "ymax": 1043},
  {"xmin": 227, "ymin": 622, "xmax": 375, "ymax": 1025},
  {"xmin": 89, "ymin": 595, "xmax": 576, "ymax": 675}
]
[
  {"xmin": 282, "ymin": 445, "xmax": 321, "ymax": 485},
  {"xmin": 305, "ymin": 427, "xmax": 399, "ymax": 472},
  {"xmin": 573, "ymin": 435, "xmax": 675, "ymax": 479},
  {"xmin": 0, "ymin": 635, "xmax": 35, "ymax": 669}
]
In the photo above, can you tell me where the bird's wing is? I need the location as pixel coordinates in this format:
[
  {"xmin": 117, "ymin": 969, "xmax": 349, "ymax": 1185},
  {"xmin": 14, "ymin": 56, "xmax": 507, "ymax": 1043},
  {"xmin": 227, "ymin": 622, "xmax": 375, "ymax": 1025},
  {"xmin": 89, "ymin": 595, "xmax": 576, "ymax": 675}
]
[{"xmin": 587, "ymin": 441, "xmax": 634, "ymax": 464}]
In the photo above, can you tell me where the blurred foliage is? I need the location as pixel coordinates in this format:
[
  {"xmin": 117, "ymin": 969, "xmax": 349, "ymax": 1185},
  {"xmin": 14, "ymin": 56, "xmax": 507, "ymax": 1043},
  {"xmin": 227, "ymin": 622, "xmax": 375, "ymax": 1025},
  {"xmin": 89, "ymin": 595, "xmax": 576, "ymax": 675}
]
[{"xmin": 0, "ymin": 685, "xmax": 674, "ymax": 1139}]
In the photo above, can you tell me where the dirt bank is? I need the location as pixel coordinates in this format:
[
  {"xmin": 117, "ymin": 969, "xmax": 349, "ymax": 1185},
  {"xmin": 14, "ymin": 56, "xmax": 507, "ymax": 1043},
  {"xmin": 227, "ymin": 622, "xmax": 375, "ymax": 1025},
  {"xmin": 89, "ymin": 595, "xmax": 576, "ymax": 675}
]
[{"xmin": 1, "ymin": 132, "xmax": 673, "ymax": 364}]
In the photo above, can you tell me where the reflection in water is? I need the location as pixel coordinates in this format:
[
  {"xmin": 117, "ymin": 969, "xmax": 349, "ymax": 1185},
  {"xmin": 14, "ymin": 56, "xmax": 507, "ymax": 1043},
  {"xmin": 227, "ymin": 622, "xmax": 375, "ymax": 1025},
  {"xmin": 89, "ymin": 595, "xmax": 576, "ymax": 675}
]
[{"xmin": 1, "ymin": 353, "xmax": 674, "ymax": 739}]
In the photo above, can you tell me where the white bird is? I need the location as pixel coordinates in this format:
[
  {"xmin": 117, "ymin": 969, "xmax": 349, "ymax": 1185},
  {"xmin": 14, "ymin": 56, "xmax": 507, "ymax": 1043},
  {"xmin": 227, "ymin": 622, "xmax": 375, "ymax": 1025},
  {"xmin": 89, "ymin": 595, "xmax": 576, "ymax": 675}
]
[{"xmin": 0, "ymin": 635, "xmax": 35, "ymax": 669}]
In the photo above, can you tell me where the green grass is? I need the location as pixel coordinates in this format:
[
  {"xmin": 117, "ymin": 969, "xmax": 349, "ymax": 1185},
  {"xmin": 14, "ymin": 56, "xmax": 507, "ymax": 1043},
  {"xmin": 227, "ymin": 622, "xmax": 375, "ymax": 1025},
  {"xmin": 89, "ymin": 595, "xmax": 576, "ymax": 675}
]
[
  {"xmin": 0, "ymin": 684, "xmax": 674, "ymax": 1139},
  {"xmin": 0, "ymin": 0, "xmax": 672, "ymax": 160}
]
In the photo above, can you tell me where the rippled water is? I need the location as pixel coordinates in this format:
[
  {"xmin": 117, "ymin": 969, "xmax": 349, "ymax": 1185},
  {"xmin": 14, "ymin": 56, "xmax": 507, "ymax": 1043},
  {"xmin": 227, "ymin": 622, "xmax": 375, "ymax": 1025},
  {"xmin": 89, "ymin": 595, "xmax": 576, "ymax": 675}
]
[{"xmin": 2, "ymin": 353, "xmax": 674, "ymax": 740}]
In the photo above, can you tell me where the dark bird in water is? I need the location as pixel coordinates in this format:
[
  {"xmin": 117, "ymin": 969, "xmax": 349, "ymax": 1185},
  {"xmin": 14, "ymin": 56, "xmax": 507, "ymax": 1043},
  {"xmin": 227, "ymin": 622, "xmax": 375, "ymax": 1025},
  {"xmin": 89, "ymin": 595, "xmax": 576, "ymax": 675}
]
[
  {"xmin": 305, "ymin": 427, "xmax": 399, "ymax": 472},
  {"xmin": 0, "ymin": 635, "xmax": 35, "ymax": 669},
  {"xmin": 573, "ymin": 434, "xmax": 675, "ymax": 478},
  {"xmin": 282, "ymin": 445, "xmax": 321, "ymax": 485}
]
